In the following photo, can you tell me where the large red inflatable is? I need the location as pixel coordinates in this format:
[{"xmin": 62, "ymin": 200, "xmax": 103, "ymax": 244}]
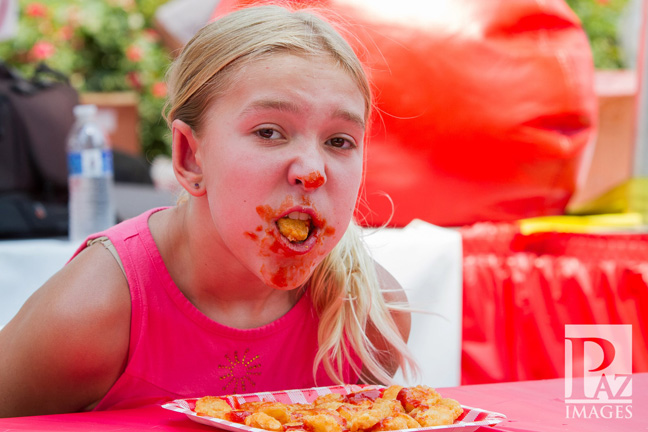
[{"xmin": 212, "ymin": 0, "xmax": 598, "ymax": 227}]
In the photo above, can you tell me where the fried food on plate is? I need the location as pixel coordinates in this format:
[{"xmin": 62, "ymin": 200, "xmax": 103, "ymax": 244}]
[
  {"xmin": 195, "ymin": 395, "xmax": 232, "ymax": 418},
  {"xmin": 411, "ymin": 397, "xmax": 464, "ymax": 428},
  {"xmin": 194, "ymin": 385, "xmax": 463, "ymax": 431},
  {"xmin": 245, "ymin": 412, "xmax": 284, "ymax": 431}
]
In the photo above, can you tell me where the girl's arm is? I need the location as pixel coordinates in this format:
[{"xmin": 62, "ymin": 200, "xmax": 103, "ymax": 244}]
[{"xmin": 0, "ymin": 244, "xmax": 131, "ymax": 417}]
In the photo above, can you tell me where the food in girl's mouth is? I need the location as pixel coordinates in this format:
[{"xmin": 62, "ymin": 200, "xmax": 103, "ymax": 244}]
[{"xmin": 277, "ymin": 212, "xmax": 311, "ymax": 242}]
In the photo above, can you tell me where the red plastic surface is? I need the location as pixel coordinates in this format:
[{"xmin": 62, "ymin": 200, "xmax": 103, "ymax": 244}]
[
  {"xmin": 212, "ymin": 0, "xmax": 597, "ymax": 227},
  {"xmin": 461, "ymin": 223, "xmax": 648, "ymax": 385}
]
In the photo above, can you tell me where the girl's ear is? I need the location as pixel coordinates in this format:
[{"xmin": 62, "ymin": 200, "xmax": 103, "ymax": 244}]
[{"xmin": 172, "ymin": 119, "xmax": 206, "ymax": 197}]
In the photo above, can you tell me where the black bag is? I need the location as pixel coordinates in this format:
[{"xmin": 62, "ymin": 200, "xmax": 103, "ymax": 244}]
[{"xmin": 0, "ymin": 62, "xmax": 78, "ymax": 238}]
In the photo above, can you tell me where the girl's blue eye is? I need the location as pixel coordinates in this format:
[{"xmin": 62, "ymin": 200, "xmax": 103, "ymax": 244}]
[{"xmin": 327, "ymin": 137, "xmax": 355, "ymax": 149}]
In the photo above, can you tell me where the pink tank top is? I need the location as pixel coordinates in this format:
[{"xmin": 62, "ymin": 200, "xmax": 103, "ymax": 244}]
[{"xmin": 76, "ymin": 207, "xmax": 360, "ymax": 411}]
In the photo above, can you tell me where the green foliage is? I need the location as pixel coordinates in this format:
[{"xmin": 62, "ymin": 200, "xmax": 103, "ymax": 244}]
[
  {"xmin": 0, "ymin": 0, "xmax": 172, "ymax": 159},
  {"xmin": 565, "ymin": 0, "xmax": 631, "ymax": 69}
]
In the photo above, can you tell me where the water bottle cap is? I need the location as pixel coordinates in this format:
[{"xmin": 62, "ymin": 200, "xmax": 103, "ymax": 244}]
[{"xmin": 73, "ymin": 104, "xmax": 98, "ymax": 118}]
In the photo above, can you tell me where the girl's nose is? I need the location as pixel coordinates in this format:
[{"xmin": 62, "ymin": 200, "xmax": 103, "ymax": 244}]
[
  {"xmin": 295, "ymin": 170, "xmax": 326, "ymax": 190},
  {"xmin": 287, "ymin": 146, "xmax": 327, "ymax": 191}
]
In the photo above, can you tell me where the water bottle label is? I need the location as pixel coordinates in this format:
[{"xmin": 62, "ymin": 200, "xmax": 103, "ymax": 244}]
[
  {"xmin": 68, "ymin": 152, "xmax": 82, "ymax": 176},
  {"xmin": 68, "ymin": 149, "xmax": 113, "ymax": 177}
]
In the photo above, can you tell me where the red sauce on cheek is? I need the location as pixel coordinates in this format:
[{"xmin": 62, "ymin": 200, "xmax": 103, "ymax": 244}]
[
  {"xmin": 243, "ymin": 225, "xmax": 265, "ymax": 242},
  {"xmin": 256, "ymin": 205, "xmax": 273, "ymax": 222}
]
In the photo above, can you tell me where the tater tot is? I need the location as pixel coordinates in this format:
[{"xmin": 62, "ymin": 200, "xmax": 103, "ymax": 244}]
[
  {"xmin": 195, "ymin": 396, "xmax": 232, "ymax": 418},
  {"xmin": 245, "ymin": 412, "xmax": 283, "ymax": 431}
]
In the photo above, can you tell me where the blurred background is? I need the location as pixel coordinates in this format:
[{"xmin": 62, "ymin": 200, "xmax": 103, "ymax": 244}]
[
  {"xmin": 1, "ymin": 0, "xmax": 172, "ymax": 160},
  {"xmin": 1, "ymin": 0, "xmax": 645, "ymax": 225},
  {"xmin": 0, "ymin": 0, "xmax": 638, "ymax": 173}
]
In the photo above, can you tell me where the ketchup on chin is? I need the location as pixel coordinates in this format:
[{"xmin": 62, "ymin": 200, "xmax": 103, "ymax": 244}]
[{"xmin": 245, "ymin": 198, "xmax": 336, "ymax": 289}]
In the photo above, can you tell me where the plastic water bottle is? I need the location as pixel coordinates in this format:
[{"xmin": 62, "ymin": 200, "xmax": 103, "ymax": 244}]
[{"xmin": 67, "ymin": 104, "xmax": 115, "ymax": 242}]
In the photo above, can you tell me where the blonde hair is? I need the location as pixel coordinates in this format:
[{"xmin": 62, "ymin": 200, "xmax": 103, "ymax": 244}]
[
  {"xmin": 164, "ymin": 4, "xmax": 417, "ymax": 385},
  {"xmin": 164, "ymin": 4, "xmax": 371, "ymax": 131}
]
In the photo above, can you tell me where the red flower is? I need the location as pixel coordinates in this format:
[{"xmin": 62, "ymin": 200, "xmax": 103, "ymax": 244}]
[
  {"xmin": 126, "ymin": 45, "xmax": 143, "ymax": 62},
  {"xmin": 25, "ymin": 2, "xmax": 48, "ymax": 18},
  {"xmin": 29, "ymin": 41, "xmax": 56, "ymax": 60},
  {"xmin": 127, "ymin": 71, "xmax": 142, "ymax": 90},
  {"xmin": 151, "ymin": 81, "xmax": 167, "ymax": 98}
]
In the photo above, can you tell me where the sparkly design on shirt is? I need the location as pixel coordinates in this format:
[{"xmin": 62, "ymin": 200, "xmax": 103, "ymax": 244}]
[{"xmin": 219, "ymin": 349, "xmax": 261, "ymax": 393}]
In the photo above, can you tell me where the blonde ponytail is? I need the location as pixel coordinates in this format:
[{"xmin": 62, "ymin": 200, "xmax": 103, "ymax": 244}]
[{"xmin": 310, "ymin": 222, "xmax": 419, "ymax": 384}]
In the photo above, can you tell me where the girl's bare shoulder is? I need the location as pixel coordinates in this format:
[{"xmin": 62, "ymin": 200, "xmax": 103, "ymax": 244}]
[{"xmin": 0, "ymin": 243, "xmax": 131, "ymax": 416}]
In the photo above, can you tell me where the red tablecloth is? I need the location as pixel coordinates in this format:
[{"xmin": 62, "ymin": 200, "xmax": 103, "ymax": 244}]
[
  {"xmin": 0, "ymin": 374, "xmax": 645, "ymax": 431},
  {"xmin": 441, "ymin": 373, "xmax": 646, "ymax": 432},
  {"xmin": 461, "ymin": 222, "xmax": 648, "ymax": 384}
]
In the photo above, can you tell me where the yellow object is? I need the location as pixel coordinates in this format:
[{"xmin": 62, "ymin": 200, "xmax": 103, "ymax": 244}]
[
  {"xmin": 518, "ymin": 213, "xmax": 645, "ymax": 235},
  {"xmin": 566, "ymin": 177, "xmax": 648, "ymax": 218}
]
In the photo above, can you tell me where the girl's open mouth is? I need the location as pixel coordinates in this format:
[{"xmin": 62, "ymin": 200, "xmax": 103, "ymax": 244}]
[{"xmin": 276, "ymin": 211, "xmax": 313, "ymax": 243}]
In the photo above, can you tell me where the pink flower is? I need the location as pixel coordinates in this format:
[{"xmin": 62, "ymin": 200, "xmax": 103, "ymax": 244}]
[
  {"xmin": 151, "ymin": 81, "xmax": 167, "ymax": 98},
  {"xmin": 29, "ymin": 41, "xmax": 56, "ymax": 60},
  {"xmin": 143, "ymin": 29, "xmax": 160, "ymax": 42},
  {"xmin": 595, "ymin": 0, "xmax": 610, "ymax": 4},
  {"xmin": 126, "ymin": 45, "xmax": 143, "ymax": 62},
  {"xmin": 58, "ymin": 25, "xmax": 74, "ymax": 41},
  {"xmin": 25, "ymin": 2, "xmax": 48, "ymax": 18}
]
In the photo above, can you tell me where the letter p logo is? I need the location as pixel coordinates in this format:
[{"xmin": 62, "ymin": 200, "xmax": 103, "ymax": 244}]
[{"xmin": 565, "ymin": 325, "xmax": 632, "ymax": 402}]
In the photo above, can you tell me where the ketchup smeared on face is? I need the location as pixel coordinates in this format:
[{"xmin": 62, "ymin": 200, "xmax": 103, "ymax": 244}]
[
  {"xmin": 243, "ymin": 196, "xmax": 337, "ymax": 289},
  {"xmin": 300, "ymin": 171, "xmax": 325, "ymax": 189}
]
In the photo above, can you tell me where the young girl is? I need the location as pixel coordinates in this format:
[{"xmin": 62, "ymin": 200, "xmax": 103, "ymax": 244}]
[{"xmin": 0, "ymin": 5, "xmax": 417, "ymax": 417}]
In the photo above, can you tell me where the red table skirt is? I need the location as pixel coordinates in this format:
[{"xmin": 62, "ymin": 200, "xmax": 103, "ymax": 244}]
[{"xmin": 460, "ymin": 222, "xmax": 648, "ymax": 384}]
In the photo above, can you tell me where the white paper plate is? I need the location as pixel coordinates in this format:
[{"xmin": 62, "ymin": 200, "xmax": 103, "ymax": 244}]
[{"xmin": 162, "ymin": 385, "xmax": 506, "ymax": 432}]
